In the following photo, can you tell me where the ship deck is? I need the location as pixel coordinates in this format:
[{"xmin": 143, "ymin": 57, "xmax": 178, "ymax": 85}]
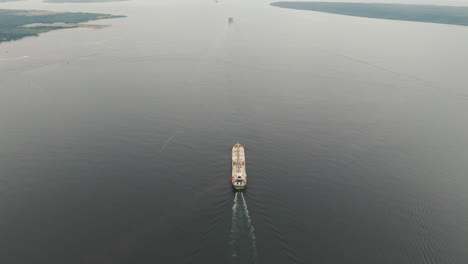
[{"xmin": 232, "ymin": 143, "xmax": 247, "ymax": 189}]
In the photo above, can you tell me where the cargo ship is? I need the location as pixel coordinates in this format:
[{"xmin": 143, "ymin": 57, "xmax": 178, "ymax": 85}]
[{"xmin": 232, "ymin": 142, "xmax": 247, "ymax": 191}]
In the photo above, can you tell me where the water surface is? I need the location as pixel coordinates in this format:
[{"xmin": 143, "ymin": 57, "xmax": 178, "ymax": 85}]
[{"xmin": 1, "ymin": 0, "xmax": 468, "ymax": 263}]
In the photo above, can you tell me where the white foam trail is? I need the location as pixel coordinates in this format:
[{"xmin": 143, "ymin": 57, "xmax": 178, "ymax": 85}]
[
  {"xmin": 160, "ymin": 134, "xmax": 176, "ymax": 153},
  {"xmin": 230, "ymin": 192, "xmax": 239, "ymax": 238},
  {"xmin": 0, "ymin": 56, "xmax": 29, "ymax": 61},
  {"xmin": 229, "ymin": 192, "xmax": 239, "ymax": 258},
  {"xmin": 230, "ymin": 192, "xmax": 258, "ymax": 264},
  {"xmin": 233, "ymin": 192, "xmax": 239, "ymax": 210},
  {"xmin": 240, "ymin": 193, "xmax": 258, "ymax": 262}
]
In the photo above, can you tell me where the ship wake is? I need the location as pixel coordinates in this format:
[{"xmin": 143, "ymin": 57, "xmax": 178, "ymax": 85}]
[{"xmin": 230, "ymin": 192, "xmax": 258, "ymax": 264}]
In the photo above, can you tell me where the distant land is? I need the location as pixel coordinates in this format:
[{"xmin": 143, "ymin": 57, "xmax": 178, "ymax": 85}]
[
  {"xmin": 0, "ymin": 0, "xmax": 21, "ymax": 2},
  {"xmin": 0, "ymin": 9, "xmax": 124, "ymax": 43},
  {"xmin": 270, "ymin": 2, "xmax": 468, "ymax": 26},
  {"xmin": 45, "ymin": 0, "xmax": 127, "ymax": 3}
]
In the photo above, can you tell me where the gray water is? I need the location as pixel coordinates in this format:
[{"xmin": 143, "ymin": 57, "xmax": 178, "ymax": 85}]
[{"xmin": 1, "ymin": 0, "xmax": 468, "ymax": 263}]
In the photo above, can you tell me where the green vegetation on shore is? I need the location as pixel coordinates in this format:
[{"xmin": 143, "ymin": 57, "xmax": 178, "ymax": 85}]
[
  {"xmin": 270, "ymin": 2, "xmax": 468, "ymax": 26},
  {"xmin": 0, "ymin": 9, "xmax": 125, "ymax": 43}
]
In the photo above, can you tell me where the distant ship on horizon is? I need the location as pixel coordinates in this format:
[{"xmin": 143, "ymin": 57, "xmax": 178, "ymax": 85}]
[{"xmin": 232, "ymin": 142, "xmax": 247, "ymax": 191}]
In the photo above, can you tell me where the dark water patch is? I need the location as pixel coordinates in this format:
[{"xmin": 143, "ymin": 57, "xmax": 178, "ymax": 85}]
[{"xmin": 270, "ymin": 2, "xmax": 468, "ymax": 26}]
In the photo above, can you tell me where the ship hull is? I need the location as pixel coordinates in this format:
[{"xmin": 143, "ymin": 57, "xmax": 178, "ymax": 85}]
[
  {"xmin": 232, "ymin": 143, "xmax": 247, "ymax": 190},
  {"xmin": 232, "ymin": 185, "xmax": 246, "ymax": 191}
]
